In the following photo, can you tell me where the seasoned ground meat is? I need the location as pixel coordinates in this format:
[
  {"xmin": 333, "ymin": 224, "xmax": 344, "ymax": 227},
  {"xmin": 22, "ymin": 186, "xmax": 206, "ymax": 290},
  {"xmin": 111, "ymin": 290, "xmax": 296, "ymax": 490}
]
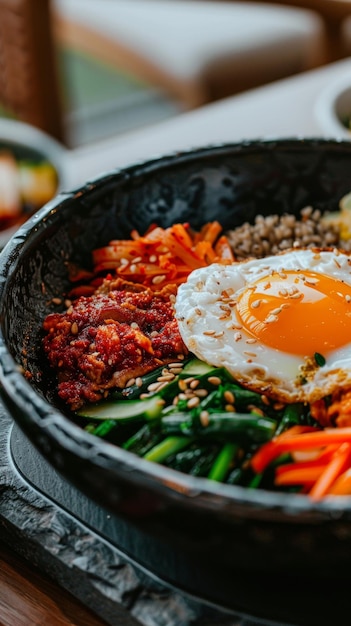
[{"xmin": 43, "ymin": 278, "xmax": 187, "ymax": 410}]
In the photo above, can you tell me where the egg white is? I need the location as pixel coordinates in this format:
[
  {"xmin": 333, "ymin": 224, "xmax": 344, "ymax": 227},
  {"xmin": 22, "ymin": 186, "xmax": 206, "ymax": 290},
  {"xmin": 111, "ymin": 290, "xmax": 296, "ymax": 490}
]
[{"xmin": 174, "ymin": 248, "xmax": 351, "ymax": 404}]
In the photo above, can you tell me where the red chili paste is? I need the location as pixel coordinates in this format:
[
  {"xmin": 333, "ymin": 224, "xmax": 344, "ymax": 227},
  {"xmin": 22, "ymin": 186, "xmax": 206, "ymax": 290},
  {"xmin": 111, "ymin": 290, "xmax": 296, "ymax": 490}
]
[{"xmin": 42, "ymin": 278, "xmax": 187, "ymax": 410}]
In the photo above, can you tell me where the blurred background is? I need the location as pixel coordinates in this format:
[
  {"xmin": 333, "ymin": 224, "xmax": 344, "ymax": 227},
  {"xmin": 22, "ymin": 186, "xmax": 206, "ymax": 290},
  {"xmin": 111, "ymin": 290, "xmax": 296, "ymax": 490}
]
[{"xmin": 1, "ymin": 0, "xmax": 351, "ymax": 149}]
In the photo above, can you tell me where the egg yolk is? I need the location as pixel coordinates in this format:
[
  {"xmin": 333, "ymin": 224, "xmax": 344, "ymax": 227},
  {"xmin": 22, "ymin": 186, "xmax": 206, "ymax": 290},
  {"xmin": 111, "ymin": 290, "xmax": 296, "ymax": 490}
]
[{"xmin": 236, "ymin": 270, "xmax": 351, "ymax": 356}]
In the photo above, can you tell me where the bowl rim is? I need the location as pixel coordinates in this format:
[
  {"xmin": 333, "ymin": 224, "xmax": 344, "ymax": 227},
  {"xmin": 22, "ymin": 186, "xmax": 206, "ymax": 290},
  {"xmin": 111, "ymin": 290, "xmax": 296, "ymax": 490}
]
[{"xmin": 2, "ymin": 136, "xmax": 351, "ymax": 519}]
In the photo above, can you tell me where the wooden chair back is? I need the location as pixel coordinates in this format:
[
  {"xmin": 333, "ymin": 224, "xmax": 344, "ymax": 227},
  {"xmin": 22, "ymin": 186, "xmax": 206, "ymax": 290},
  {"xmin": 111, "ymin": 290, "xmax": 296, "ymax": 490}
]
[{"xmin": 0, "ymin": 0, "xmax": 65, "ymax": 143}]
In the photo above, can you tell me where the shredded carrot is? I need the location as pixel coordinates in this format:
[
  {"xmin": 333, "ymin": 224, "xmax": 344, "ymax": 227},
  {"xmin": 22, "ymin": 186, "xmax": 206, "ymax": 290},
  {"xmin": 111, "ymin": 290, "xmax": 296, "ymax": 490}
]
[
  {"xmin": 327, "ymin": 468, "xmax": 351, "ymax": 496},
  {"xmin": 275, "ymin": 466, "xmax": 324, "ymax": 487},
  {"xmin": 309, "ymin": 443, "xmax": 351, "ymax": 500},
  {"xmin": 91, "ymin": 221, "xmax": 233, "ymax": 289},
  {"xmin": 250, "ymin": 427, "xmax": 351, "ymax": 474}
]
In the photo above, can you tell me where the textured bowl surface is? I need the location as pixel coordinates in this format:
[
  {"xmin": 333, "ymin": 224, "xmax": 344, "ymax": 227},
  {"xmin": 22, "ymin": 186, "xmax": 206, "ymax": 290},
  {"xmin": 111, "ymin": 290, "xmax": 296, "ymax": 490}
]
[{"xmin": 2, "ymin": 138, "xmax": 351, "ymax": 576}]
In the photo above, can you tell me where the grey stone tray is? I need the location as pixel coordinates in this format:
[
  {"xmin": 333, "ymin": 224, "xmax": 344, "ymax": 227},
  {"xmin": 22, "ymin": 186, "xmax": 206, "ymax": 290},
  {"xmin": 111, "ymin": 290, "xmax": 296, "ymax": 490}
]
[{"xmin": 0, "ymin": 403, "xmax": 267, "ymax": 626}]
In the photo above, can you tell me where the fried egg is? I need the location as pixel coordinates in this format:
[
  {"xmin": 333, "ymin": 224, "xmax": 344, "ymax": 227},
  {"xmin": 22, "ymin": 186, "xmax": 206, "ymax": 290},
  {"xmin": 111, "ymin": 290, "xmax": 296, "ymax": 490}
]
[{"xmin": 175, "ymin": 248, "xmax": 351, "ymax": 404}]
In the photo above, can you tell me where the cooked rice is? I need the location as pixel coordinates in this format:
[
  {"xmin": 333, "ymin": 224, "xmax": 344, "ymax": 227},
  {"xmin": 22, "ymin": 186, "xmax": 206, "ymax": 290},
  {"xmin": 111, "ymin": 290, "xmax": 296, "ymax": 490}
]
[{"xmin": 225, "ymin": 206, "xmax": 351, "ymax": 260}]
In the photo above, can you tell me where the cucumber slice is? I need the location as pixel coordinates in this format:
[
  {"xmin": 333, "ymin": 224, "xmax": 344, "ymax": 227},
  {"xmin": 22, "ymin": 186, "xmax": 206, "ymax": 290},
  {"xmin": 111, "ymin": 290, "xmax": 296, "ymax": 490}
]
[
  {"xmin": 181, "ymin": 358, "xmax": 216, "ymax": 377},
  {"xmin": 77, "ymin": 394, "xmax": 164, "ymax": 421}
]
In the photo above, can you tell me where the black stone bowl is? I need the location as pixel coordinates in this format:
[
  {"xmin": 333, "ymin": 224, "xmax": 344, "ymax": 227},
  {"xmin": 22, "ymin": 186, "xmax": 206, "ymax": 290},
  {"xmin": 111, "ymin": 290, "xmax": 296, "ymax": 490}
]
[{"xmin": 2, "ymin": 138, "xmax": 351, "ymax": 582}]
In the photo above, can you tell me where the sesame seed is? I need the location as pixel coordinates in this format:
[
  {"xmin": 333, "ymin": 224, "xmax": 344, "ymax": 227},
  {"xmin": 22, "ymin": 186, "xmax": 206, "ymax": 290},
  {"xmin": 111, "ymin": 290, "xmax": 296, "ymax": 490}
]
[
  {"xmin": 187, "ymin": 396, "xmax": 200, "ymax": 409},
  {"xmin": 305, "ymin": 277, "xmax": 319, "ymax": 285},
  {"xmin": 71, "ymin": 322, "xmax": 79, "ymax": 334},
  {"xmin": 147, "ymin": 381, "xmax": 164, "ymax": 392},
  {"xmin": 190, "ymin": 379, "xmax": 200, "ymax": 389},
  {"xmin": 130, "ymin": 264, "xmax": 137, "ymax": 273},
  {"xmin": 125, "ymin": 378, "xmax": 136, "ymax": 387},
  {"xmin": 203, "ymin": 330, "xmax": 216, "ymax": 336},
  {"xmin": 200, "ymin": 411, "xmax": 210, "ymax": 427},
  {"xmin": 149, "ymin": 255, "xmax": 157, "ymax": 263},
  {"xmin": 290, "ymin": 292, "xmax": 302, "ymax": 299},
  {"xmin": 264, "ymin": 314, "xmax": 278, "ymax": 324},
  {"xmin": 178, "ymin": 379, "xmax": 188, "ymax": 391},
  {"xmin": 152, "ymin": 275, "xmax": 166, "ymax": 285},
  {"xmin": 219, "ymin": 313, "xmax": 231, "ymax": 320},
  {"xmin": 130, "ymin": 322, "xmax": 139, "ymax": 329},
  {"xmin": 157, "ymin": 373, "xmax": 175, "ymax": 382},
  {"xmin": 213, "ymin": 331, "xmax": 225, "ymax": 338},
  {"xmin": 251, "ymin": 299, "xmax": 261, "ymax": 309},
  {"xmin": 178, "ymin": 393, "xmax": 187, "ymax": 401},
  {"xmin": 207, "ymin": 376, "xmax": 221, "ymax": 386},
  {"xmin": 169, "ymin": 367, "xmax": 183, "ymax": 375},
  {"xmin": 224, "ymin": 390, "xmax": 235, "ymax": 404},
  {"xmin": 244, "ymin": 351, "xmax": 257, "ymax": 358},
  {"xmin": 221, "ymin": 288, "xmax": 235, "ymax": 297},
  {"xmin": 52, "ymin": 297, "xmax": 62, "ymax": 305},
  {"xmin": 133, "ymin": 256, "xmax": 142, "ymax": 263},
  {"xmin": 234, "ymin": 332, "xmax": 242, "ymax": 342},
  {"xmin": 194, "ymin": 388, "xmax": 208, "ymax": 398},
  {"xmin": 136, "ymin": 377, "xmax": 143, "ymax": 387},
  {"xmin": 225, "ymin": 404, "xmax": 235, "ymax": 412},
  {"xmin": 346, "ymin": 295, "xmax": 351, "ymax": 303},
  {"xmin": 195, "ymin": 308, "xmax": 202, "ymax": 316}
]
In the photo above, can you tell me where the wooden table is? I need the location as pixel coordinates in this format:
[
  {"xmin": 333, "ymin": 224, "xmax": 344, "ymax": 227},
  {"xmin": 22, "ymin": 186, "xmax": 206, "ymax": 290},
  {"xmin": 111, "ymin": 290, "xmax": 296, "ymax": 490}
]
[
  {"xmin": 3, "ymin": 56, "xmax": 351, "ymax": 625},
  {"xmin": 0, "ymin": 541, "xmax": 107, "ymax": 626}
]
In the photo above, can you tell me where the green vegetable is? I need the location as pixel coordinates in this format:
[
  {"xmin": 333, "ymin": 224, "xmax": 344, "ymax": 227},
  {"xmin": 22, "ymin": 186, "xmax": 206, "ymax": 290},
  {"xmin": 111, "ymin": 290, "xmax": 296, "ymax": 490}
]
[
  {"xmin": 143, "ymin": 436, "xmax": 194, "ymax": 463},
  {"xmin": 78, "ymin": 394, "xmax": 164, "ymax": 421},
  {"xmin": 76, "ymin": 356, "xmax": 309, "ymax": 491},
  {"xmin": 161, "ymin": 412, "xmax": 277, "ymax": 444}
]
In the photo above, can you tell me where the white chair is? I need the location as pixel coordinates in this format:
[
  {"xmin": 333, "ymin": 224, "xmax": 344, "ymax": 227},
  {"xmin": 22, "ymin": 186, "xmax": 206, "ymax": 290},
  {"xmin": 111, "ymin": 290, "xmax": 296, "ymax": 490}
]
[{"xmin": 53, "ymin": 0, "xmax": 327, "ymax": 110}]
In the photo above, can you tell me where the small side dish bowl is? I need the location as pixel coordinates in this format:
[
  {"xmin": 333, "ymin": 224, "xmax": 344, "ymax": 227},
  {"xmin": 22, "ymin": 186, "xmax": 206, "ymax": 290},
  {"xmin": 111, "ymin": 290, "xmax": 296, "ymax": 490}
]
[
  {"xmin": 315, "ymin": 73, "xmax": 351, "ymax": 140},
  {"xmin": 3, "ymin": 139, "xmax": 351, "ymax": 581},
  {"xmin": 0, "ymin": 118, "xmax": 67, "ymax": 246}
]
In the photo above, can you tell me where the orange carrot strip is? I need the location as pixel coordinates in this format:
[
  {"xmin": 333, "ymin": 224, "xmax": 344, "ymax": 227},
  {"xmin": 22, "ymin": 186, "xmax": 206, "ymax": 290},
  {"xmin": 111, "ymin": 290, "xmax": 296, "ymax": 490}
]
[
  {"xmin": 275, "ymin": 466, "xmax": 324, "ymax": 486},
  {"xmin": 251, "ymin": 428, "xmax": 351, "ymax": 474},
  {"xmin": 309, "ymin": 443, "xmax": 351, "ymax": 500},
  {"xmin": 162, "ymin": 230, "xmax": 207, "ymax": 269},
  {"xmin": 214, "ymin": 235, "xmax": 236, "ymax": 262},
  {"xmin": 200, "ymin": 220, "xmax": 223, "ymax": 244},
  {"xmin": 194, "ymin": 240, "xmax": 217, "ymax": 262},
  {"xmin": 275, "ymin": 450, "xmax": 339, "ymax": 477},
  {"xmin": 327, "ymin": 469, "xmax": 351, "ymax": 496},
  {"xmin": 278, "ymin": 425, "xmax": 319, "ymax": 439}
]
